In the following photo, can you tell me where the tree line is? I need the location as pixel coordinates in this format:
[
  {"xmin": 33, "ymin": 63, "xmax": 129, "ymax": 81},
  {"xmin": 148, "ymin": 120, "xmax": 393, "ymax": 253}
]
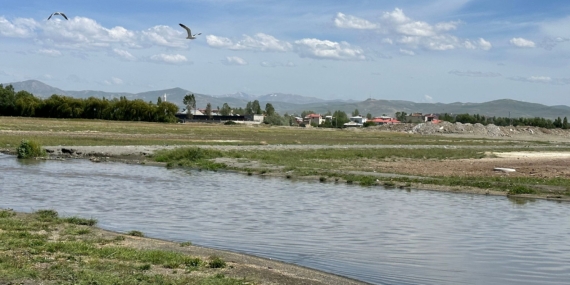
[{"xmin": 0, "ymin": 84, "xmax": 179, "ymax": 122}]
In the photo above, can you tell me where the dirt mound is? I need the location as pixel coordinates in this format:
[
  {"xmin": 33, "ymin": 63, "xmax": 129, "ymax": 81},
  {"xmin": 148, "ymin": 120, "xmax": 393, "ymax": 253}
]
[{"xmin": 376, "ymin": 122, "xmax": 570, "ymax": 139}]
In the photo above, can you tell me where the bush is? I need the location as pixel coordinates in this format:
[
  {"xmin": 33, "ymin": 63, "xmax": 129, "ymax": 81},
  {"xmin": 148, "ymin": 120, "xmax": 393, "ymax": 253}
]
[
  {"xmin": 507, "ymin": 186, "xmax": 535, "ymax": 195},
  {"xmin": 17, "ymin": 139, "xmax": 46, "ymax": 159},
  {"xmin": 63, "ymin": 216, "xmax": 98, "ymax": 226},
  {"xmin": 127, "ymin": 230, "xmax": 144, "ymax": 237},
  {"xmin": 224, "ymin": 120, "xmax": 237, "ymax": 125},
  {"xmin": 208, "ymin": 256, "xmax": 226, "ymax": 268}
]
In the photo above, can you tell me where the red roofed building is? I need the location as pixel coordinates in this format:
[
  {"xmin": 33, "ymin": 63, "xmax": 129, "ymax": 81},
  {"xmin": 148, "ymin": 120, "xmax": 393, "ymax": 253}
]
[
  {"xmin": 371, "ymin": 116, "xmax": 400, "ymax": 125},
  {"xmin": 303, "ymin": 114, "xmax": 323, "ymax": 126}
]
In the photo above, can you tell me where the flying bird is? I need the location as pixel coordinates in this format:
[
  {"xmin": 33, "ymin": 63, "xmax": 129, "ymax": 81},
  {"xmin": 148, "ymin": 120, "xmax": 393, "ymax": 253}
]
[
  {"xmin": 179, "ymin": 23, "xmax": 201, "ymax": 39},
  {"xmin": 48, "ymin": 12, "xmax": 68, "ymax": 20}
]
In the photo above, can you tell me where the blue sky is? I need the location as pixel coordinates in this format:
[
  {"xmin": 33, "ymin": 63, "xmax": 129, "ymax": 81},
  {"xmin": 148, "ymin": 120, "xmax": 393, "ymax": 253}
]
[{"xmin": 1, "ymin": 0, "xmax": 570, "ymax": 105}]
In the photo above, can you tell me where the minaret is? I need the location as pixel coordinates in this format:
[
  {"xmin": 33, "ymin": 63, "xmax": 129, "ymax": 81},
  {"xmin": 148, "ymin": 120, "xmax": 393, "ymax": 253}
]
[{"xmin": 163, "ymin": 93, "xmax": 167, "ymax": 102}]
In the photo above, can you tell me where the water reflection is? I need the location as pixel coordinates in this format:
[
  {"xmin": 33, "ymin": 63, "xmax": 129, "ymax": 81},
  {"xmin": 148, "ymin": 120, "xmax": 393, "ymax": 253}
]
[
  {"xmin": 508, "ymin": 196, "xmax": 538, "ymax": 206},
  {"xmin": 1, "ymin": 155, "xmax": 570, "ymax": 285}
]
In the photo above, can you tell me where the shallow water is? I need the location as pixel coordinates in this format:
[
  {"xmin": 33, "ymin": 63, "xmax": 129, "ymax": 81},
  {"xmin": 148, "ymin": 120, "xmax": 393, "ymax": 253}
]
[{"xmin": 1, "ymin": 153, "xmax": 569, "ymax": 285}]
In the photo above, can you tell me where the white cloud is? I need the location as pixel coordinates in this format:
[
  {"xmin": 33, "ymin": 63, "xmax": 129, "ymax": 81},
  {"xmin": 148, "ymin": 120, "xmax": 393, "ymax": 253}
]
[
  {"xmin": 206, "ymin": 35, "xmax": 234, "ymax": 49},
  {"xmin": 42, "ymin": 17, "xmax": 138, "ymax": 49},
  {"xmin": 222, "ymin": 56, "xmax": 248, "ymax": 66},
  {"xmin": 294, "ymin": 38, "xmax": 365, "ymax": 60},
  {"xmin": 1, "ymin": 16, "xmax": 199, "ymax": 53},
  {"xmin": 509, "ymin": 37, "xmax": 535, "ymax": 48},
  {"xmin": 399, "ymin": 49, "xmax": 415, "ymax": 56},
  {"xmin": 103, "ymin": 77, "xmax": 124, "ymax": 85},
  {"xmin": 508, "ymin": 76, "xmax": 570, "ymax": 85},
  {"xmin": 0, "ymin": 16, "xmax": 37, "ymax": 38},
  {"xmin": 112, "ymin": 48, "xmax": 136, "ymax": 61},
  {"xmin": 382, "ymin": 8, "xmax": 409, "ymax": 24},
  {"xmin": 448, "ymin": 70, "xmax": 502, "ymax": 77},
  {"xmin": 149, "ymin": 53, "xmax": 188, "ymax": 64},
  {"xmin": 207, "ymin": 33, "xmax": 292, "ymax": 52},
  {"xmin": 478, "ymin": 38, "xmax": 492, "ymax": 50},
  {"xmin": 424, "ymin": 94, "xmax": 434, "ymax": 102},
  {"xmin": 335, "ymin": 9, "xmax": 490, "ymax": 52},
  {"xmin": 260, "ymin": 61, "xmax": 295, "ymax": 67},
  {"xmin": 435, "ymin": 21, "xmax": 461, "ymax": 32},
  {"xmin": 538, "ymin": 37, "xmax": 570, "ymax": 50},
  {"xmin": 141, "ymin": 25, "xmax": 187, "ymax": 48},
  {"xmin": 38, "ymin": 49, "xmax": 62, "ymax": 57},
  {"xmin": 334, "ymin": 12, "xmax": 378, "ymax": 30}
]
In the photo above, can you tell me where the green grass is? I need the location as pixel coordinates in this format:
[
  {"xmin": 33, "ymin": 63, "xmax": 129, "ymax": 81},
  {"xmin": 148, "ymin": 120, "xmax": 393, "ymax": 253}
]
[
  {"xmin": 5, "ymin": 116, "xmax": 564, "ymax": 149},
  {"xmin": 16, "ymin": 139, "xmax": 47, "ymax": 159},
  {"xmin": 0, "ymin": 209, "xmax": 250, "ymax": 285}
]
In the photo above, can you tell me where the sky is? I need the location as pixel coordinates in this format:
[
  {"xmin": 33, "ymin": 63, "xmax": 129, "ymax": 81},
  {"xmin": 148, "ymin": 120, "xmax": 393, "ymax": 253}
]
[{"xmin": 1, "ymin": 0, "xmax": 570, "ymax": 105}]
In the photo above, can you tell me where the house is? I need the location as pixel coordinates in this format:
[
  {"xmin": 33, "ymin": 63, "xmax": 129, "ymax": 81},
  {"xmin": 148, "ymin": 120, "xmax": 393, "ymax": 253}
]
[
  {"xmin": 343, "ymin": 121, "xmax": 362, "ymax": 127},
  {"xmin": 342, "ymin": 115, "xmax": 366, "ymax": 127},
  {"xmin": 371, "ymin": 116, "xmax": 400, "ymax": 125},
  {"xmin": 304, "ymin": 114, "xmax": 323, "ymax": 126},
  {"xmin": 405, "ymin": 113, "xmax": 439, "ymax": 123}
]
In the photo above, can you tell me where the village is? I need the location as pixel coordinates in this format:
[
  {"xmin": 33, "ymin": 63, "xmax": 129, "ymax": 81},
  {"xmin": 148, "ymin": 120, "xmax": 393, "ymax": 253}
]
[{"xmin": 175, "ymin": 105, "xmax": 440, "ymax": 127}]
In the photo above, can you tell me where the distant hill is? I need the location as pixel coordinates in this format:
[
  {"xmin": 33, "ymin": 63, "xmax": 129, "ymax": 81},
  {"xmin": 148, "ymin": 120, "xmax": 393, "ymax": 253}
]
[
  {"xmin": 8, "ymin": 80, "xmax": 69, "ymax": 97},
  {"xmin": 3, "ymin": 80, "xmax": 570, "ymax": 119}
]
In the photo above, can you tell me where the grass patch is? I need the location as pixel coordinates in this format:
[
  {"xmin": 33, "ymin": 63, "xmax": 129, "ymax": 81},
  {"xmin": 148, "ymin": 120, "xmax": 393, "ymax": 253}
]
[
  {"xmin": 154, "ymin": 147, "xmax": 227, "ymax": 170},
  {"xmin": 208, "ymin": 256, "xmax": 227, "ymax": 269},
  {"xmin": 16, "ymin": 139, "xmax": 46, "ymax": 159},
  {"xmin": 62, "ymin": 216, "xmax": 97, "ymax": 226},
  {"xmin": 0, "ymin": 209, "xmax": 251, "ymax": 285},
  {"xmin": 127, "ymin": 230, "xmax": 144, "ymax": 237}
]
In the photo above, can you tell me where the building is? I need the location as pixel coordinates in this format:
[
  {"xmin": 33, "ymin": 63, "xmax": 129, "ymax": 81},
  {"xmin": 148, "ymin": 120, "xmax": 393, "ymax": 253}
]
[
  {"xmin": 304, "ymin": 114, "xmax": 323, "ymax": 126},
  {"xmin": 371, "ymin": 116, "xmax": 400, "ymax": 125},
  {"xmin": 343, "ymin": 115, "xmax": 367, "ymax": 127},
  {"xmin": 405, "ymin": 113, "xmax": 439, "ymax": 123}
]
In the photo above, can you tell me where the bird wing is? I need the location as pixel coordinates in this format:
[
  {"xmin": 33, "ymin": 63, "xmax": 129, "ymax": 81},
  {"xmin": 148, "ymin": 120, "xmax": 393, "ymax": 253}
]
[
  {"xmin": 179, "ymin": 23, "xmax": 191, "ymax": 36},
  {"xmin": 59, "ymin": 13, "xmax": 68, "ymax": 20},
  {"xmin": 48, "ymin": 13, "xmax": 54, "ymax": 20}
]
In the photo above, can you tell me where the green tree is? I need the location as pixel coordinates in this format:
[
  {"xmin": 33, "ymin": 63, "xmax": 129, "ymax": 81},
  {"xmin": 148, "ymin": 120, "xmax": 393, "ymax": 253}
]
[
  {"xmin": 220, "ymin": 103, "xmax": 232, "ymax": 116},
  {"xmin": 563, "ymin": 117, "xmax": 569, "ymax": 129},
  {"xmin": 252, "ymin": 100, "xmax": 262, "ymax": 115},
  {"xmin": 265, "ymin": 103, "xmax": 275, "ymax": 116},
  {"xmin": 395, "ymin": 111, "xmax": 408, "ymax": 122},
  {"xmin": 15, "ymin": 91, "xmax": 42, "ymax": 117},
  {"xmin": 554, "ymin": 117, "xmax": 562, "ymax": 128},
  {"xmin": 366, "ymin": 113, "xmax": 372, "ymax": 120},
  {"xmin": 245, "ymin": 101, "xmax": 254, "ymax": 115},
  {"xmin": 332, "ymin": 110, "xmax": 350, "ymax": 128},
  {"xmin": 301, "ymin": 110, "xmax": 315, "ymax": 118},
  {"xmin": 263, "ymin": 113, "xmax": 286, "ymax": 125},
  {"xmin": 0, "ymin": 84, "xmax": 17, "ymax": 116},
  {"xmin": 205, "ymin": 103, "xmax": 213, "ymax": 119},
  {"xmin": 182, "ymin": 93, "xmax": 196, "ymax": 119},
  {"xmin": 352, "ymin": 109, "xmax": 360, "ymax": 117}
]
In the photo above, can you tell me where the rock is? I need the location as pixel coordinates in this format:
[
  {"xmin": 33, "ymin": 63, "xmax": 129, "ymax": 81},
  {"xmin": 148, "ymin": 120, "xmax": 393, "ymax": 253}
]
[{"xmin": 61, "ymin": 148, "xmax": 76, "ymax": 154}]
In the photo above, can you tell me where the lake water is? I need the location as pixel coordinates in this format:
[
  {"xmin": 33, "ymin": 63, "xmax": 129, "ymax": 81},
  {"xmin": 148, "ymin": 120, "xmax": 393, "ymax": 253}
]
[{"xmin": 1, "ymin": 153, "xmax": 569, "ymax": 285}]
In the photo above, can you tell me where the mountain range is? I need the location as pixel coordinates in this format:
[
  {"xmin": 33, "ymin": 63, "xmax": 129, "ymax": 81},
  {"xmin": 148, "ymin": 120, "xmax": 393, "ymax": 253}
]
[{"xmin": 4, "ymin": 80, "xmax": 570, "ymax": 119}]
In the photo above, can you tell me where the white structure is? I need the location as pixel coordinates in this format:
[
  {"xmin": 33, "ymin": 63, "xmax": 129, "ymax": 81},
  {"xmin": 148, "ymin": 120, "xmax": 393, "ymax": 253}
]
[
  {"xmin": 343, "ymin": 115, "xmax": 366, "ymax": 127},
  {"xmin": 163, "ymin": 93, "xmax": 167, "ymax": 102},
  {"xmin": 349, "ymin": 115, "xmax": 367, "ymax": 124}
]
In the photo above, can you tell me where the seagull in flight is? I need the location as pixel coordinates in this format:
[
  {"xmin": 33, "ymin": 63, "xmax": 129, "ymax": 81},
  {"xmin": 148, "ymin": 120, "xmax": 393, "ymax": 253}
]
[
  {"xmin": 48, "ymin": 12, "xmax": 68, "ymax": 20},
  {"xmin": 179, "ymin": 23, "xmax": 201, "ymax": 39}
]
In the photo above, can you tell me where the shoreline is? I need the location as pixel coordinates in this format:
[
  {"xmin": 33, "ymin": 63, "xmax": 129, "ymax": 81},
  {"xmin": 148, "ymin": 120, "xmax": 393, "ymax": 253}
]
[
  {"xmin": 0, "ymin": 208, "xmax": 370, "ymax": 285},
  {"xmin": 2, "ymin": 144, "xmax": 570, "ymax": 202}
]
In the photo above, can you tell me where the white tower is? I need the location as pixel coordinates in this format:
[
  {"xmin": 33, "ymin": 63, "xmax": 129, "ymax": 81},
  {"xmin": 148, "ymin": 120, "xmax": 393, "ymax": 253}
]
[{"xmin": 163, "ymin": 93, "xmax": 167, "ymax": 102}]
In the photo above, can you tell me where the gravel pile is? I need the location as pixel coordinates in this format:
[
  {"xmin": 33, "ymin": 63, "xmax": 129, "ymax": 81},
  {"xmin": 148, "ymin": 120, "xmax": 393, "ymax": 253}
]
[{"xmin": 377, "ymin": 122, "xmax": 570, "ymax": 138}]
